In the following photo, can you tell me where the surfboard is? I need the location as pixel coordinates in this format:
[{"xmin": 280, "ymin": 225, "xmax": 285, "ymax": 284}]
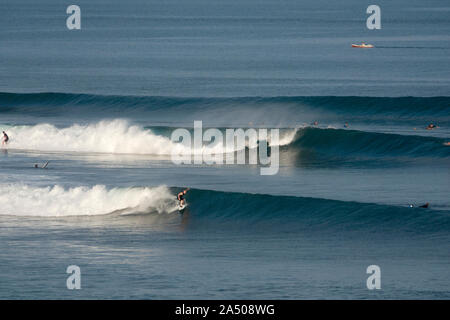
[
  {"xmin": 352, "ymin": 43, "xmax": 374, "ymax": 48},
  {"xmin": 178, "ymin": 203, "xmax": 187, "ymax": 213}
]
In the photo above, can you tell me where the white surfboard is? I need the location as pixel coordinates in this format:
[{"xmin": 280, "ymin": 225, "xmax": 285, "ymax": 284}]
[{"xmin": 178, "ymin": 202, "xmax": 187, "ymax": 212}]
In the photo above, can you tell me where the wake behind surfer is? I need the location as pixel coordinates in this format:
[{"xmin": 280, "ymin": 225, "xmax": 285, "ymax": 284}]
[
  {"xmin": 177, "ymin": 188, "xmax": 189, "ymax": 207},
  {"xmin": 2, "ymin": 131, "xmax": 9, "ymax": 146}
]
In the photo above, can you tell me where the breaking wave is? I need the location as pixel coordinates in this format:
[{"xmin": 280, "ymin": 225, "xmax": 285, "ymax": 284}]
[
  {"xmin": 1, "ymin": 120, "xmax": 448, "ymax": 159},
  {"xmin": 0, "ymin": 120, "xmax": 297, "ymax": 155},
  {"xmin": 1, "ymin": 185, "xmax": 448, "ymax": 235},
  {"xmin": 0, "ymin": 184, "xmax": 178, "ymax": 217}
]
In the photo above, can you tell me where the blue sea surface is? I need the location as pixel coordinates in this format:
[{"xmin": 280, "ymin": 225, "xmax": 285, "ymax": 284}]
[{"xmin": 0, "ymin": 0, "xmax": 449, "ymax": 299}]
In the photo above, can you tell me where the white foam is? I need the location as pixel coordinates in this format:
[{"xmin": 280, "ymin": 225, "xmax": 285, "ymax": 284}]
[
  {"xmin": 2, "ymin": 120, "xmax": 298, "ymax": 155},
  {"xmin": 4, "ymin": 120, "xmax": 186, "ymax": 155},
  {"xmin": 0, "ymin": 184, "xmax": 178, "ymax": 216},
  {"xmin": 278, "ymin": 128, "xmax": 299, "ymax": 146}
]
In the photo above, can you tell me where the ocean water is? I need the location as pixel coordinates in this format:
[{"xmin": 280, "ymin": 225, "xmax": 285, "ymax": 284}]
[{"xmin": 0, "ymin": 0, "xmax": 449, "ymax": 299}]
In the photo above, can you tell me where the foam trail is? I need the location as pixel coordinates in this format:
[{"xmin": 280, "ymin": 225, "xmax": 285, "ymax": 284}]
[{"xmin": 0, "ymin": 184, "xmax": 178, "ymax": 217}]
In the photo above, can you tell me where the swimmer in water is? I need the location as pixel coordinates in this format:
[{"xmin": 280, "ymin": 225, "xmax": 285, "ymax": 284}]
[{"xmin": 34, "ymin": 161, "xmax": 49, "ymax": 169}]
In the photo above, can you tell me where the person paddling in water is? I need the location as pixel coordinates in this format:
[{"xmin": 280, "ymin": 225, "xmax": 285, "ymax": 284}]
[
  {"xmin": 2, "ymin": 131, "xmax": 9, "ymax": 146},
  {"xmin": 177, "ymin": 188, "xmax": 189, "ymax": 207}
]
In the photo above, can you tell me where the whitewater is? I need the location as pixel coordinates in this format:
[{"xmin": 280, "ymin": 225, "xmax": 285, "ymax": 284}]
[
  {"xmin": 0, "ymin": 184, "xmax": 178, "ymax": 217},
  {"xmin": 1, "ymin": 119, "xmax": 299, "ymax": 155}
]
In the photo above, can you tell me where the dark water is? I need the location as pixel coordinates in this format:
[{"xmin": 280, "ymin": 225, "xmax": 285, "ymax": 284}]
[{"xmin": 0, "ymin": 0, "xmax": 449, "ymax": 299}]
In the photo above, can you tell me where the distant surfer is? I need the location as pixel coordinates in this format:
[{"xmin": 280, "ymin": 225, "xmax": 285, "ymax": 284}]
[
  {"xmin": 410, "ymin": 202, "xmax": 430, "ymax": 209},
  {"xmin": 2, "ymin": 131, "xmax": 9, "ymax": 146},
  {"xmin": 426, "ymin": 123, "xmax": 438, "ymax": 130},
  {"xmin": 344, "ymin": 122, "xmax": 349, "ymax": 128},
  {"xmin": 34, "ymin": 161, "xmax": 49, "ymax": 169},
  {"xmin": 177, "ymin": 188, "xmax": 189, "ymax": 207}
]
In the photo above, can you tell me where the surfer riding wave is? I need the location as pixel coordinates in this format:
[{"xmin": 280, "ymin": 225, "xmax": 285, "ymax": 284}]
[
  {"xmin": 2, "ymin": 131, "xmax": 9, "ymax": 146},
  {"xmin": 177, "ymin": 188, "xmax": 189, "ymax": 207}
]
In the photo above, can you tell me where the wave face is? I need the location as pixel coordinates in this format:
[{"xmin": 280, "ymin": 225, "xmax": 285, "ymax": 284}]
[
  {"xmin": 186, "ymin": 189, "xmax": 450, "ymax": 235},
  {"xmin": 1, "ymin": 185, "xmax": 448, "ymax": 235},
  {"xmin": 288, "ymin": 127, "xmax": 450, "ymax": 158},
  {"xmin": 1, "ymin": 92, "xmax": 449, "ymax": 127},
  {"xmin": 0, "ymin": 184, "xmax": 177, "ymax": 217}
]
